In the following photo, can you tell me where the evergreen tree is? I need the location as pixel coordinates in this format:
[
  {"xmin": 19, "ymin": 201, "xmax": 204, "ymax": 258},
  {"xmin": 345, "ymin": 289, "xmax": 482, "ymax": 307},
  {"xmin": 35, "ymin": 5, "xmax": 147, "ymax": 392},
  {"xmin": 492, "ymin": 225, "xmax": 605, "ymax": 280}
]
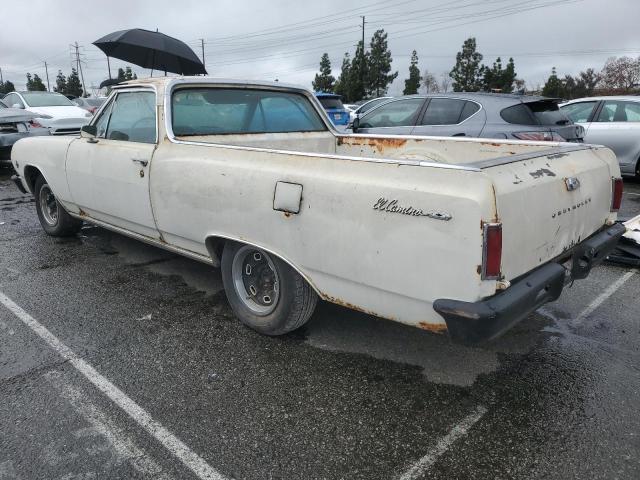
[
  {"xmin": 54, "ymin": 70, "xmax": 67, "ymax": 94},
  {"xmin": 541, "ymin": 67, "xmax": 562, "ymax": 97},
  {"xmin": 26, "ymin": 73, "xmax": 47, "ymax": 91},
  {"xmin": 312, "ymin": 53, "xmax": 336, "ymax": 92},
  {"xmin": 0, "ymin": 80, "xmax": 15, "ymax": 95},
  {"xmin": 482, "ymin": 57, "xmax": 516, "ymax": 93},
  {"xmin": 334, "ymin": 53, "xmax": 351, "ymax": 101},
  {"xmin": 449, "ymin": 37, "xmax": 484, "ymax": 92},
  {"xmin": 66, "ymin": 68, "xmax": 84, "ymax": 98},
  {"xmin": 367, "ymin": 29, "xmax": 397, "ymax": 97},
  {"xmin": 348, "ymin": 41, "xmax": 369, "ymax": 102},
  {"xmin": 403, "ymin": 50, "xmax": 421, "ymax": 95}
]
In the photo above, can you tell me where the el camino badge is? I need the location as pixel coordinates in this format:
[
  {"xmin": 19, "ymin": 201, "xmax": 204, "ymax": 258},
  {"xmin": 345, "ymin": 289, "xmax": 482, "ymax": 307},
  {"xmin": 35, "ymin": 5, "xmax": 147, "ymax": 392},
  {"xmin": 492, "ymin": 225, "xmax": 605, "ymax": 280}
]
[{"xmin": 373, "ymin": 198, "xmax": 452, "ymax": 221}]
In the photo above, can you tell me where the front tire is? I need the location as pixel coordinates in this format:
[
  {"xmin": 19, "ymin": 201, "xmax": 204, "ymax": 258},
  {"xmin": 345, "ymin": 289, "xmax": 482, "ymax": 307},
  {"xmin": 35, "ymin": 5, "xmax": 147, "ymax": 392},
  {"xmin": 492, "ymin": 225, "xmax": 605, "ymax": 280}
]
[
  {"xmin": 34, "ymin": 175, "xmax": 82, "ymax": 237},
  {"xmin": 221, "ymin": 242, "xmax": 318, "ymax": 335}
]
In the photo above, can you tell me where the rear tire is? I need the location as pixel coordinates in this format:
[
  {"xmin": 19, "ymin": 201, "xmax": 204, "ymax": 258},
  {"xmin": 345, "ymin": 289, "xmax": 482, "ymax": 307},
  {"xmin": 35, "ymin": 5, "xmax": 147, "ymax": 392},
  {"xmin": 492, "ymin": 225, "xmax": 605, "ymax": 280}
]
[
  {"xmin": 221, "ymin": 241, "xmax": 318, "ymax": 335},
  {"xmin": 34, "ymin": 175, "xmax": 82, "ymax": 237}
]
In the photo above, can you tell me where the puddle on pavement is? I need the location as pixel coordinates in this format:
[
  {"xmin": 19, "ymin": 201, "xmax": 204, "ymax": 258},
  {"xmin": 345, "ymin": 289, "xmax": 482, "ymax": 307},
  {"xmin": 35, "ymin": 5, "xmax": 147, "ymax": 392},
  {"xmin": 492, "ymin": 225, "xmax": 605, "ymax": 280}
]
[
  {"xmin": 79, "ymin": 225, "xmax": 223, "ymax": 296},
  {"xmin": 304, "ymin": 302, "xmax": 552, "ymax": 387}
]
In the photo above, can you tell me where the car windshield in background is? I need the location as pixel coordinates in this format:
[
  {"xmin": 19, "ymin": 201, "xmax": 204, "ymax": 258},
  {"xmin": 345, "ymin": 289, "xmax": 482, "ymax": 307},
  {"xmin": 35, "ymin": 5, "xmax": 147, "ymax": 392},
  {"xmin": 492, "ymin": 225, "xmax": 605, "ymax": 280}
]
[
  {"xmin": 318, "ymin": 97, "xmax": 344, "ymax": 110},
  {"xmin": 22, "ymin": 92, "xmax": 75, "ymax": 107},
  {"xmin": 172, "ymin": 88, "xmax": 327, "ymax": 135},
  {"xmin": 358, "ymin": 97, "xmax": 389, "ymax": 114},
  {"xmin": 501, "ymin": 101, "xmax": 569, "ymax": 126},
  {"xmin": 0, "ymin": 100, "xmax": 6, "ymax": 108},
  {"xmin": 82, "ymin": 98, "xmax": 105, "ymax": 107}
]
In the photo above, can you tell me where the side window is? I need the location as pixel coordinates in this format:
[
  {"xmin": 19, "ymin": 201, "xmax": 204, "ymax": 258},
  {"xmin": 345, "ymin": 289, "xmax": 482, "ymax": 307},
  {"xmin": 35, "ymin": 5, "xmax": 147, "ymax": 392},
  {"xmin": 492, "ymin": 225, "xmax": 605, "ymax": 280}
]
[
  {"xmin": 595, "ymin": 100, "xmax": 640, "ymax": 123},
  {"xmin": 561, "ymin": 101, "xmax": 597, "ymax": 123},
  {"xmin": 623, "ymin": 102, "xmax": 640, "ymax": 122},
  {"xmin": 500, "ymin": 104, "xmax": 535, "ymax": 125},
  {"xmin": 5, "ymin": 94, "xmax": 23, "ymax": 108},
  {"xmin": 460, "ymin": 101, "xmax": 480, "ymax": 122},
  {"xmin": 359, "ymin": 98, "xmax": 424, "ymax": 128},
  {"xmin": 421, "ymin": 98, "xmax": 467, "ymax": 125},
  {"xmin": 105, "ymin": 91, "xmax": 156, "ymax": 143},
  {"xmin": 93, "ymin": 97, "xmax": 115, "ymax": 138}
]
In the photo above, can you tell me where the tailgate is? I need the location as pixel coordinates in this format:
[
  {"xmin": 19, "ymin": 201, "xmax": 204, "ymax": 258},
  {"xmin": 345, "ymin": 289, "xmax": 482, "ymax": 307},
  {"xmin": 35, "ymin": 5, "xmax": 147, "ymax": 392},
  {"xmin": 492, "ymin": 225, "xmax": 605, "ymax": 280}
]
[{"xmin": 479, "ymin": 145, "xmax": 617, "ymax": 281}]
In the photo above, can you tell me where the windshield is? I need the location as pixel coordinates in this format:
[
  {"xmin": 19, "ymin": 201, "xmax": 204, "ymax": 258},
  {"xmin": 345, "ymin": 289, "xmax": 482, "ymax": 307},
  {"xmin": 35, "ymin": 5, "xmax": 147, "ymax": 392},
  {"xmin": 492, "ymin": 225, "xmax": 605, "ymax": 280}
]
[
  {"xmin": 22, "ymin": 92, "xmax": 74, "ymax": 107},
  {"xmin": 318, "ymin": 97, "xmax": 344, "ymax": 110},
  {"xmin": 172, "ymin": 88, "xmax": 327, "ymax": 135}
]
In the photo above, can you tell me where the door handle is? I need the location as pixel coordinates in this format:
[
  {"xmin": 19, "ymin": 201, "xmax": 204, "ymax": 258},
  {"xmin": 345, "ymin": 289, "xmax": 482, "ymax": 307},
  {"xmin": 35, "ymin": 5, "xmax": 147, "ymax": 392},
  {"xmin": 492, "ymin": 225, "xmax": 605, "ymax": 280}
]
[{"xmin": 131, "ymin": 158, "xmax": 148, "ymax": 167}]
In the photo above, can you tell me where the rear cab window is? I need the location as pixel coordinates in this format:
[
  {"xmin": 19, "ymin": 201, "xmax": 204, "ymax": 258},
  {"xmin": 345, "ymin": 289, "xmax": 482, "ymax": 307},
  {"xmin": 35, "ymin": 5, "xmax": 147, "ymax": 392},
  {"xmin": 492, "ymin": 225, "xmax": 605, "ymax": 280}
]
[
  {"xmin": 318, "ymin": 97, "xmax": 345, "ymax": 110},
  {"xmin": 172, "ymin": 88, "xmax": 327, "ymax": 135},
  {"xmin": 501, "ymin": 101, "xmax": 570, "ymax": 126}
]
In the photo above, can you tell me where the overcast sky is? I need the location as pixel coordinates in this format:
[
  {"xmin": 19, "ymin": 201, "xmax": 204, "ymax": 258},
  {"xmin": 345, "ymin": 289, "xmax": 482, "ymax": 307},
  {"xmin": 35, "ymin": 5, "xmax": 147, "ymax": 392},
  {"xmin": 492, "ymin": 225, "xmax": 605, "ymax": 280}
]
[{"xmin": 1, "ymin": 0, "xmax": 639, "ymax": 95}]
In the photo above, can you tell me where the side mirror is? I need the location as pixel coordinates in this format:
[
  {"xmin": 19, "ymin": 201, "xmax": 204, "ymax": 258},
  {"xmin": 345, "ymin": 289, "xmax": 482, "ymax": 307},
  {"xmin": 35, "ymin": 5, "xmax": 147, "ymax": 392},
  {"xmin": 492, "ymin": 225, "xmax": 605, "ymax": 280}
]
[
  {"xmin": 12, "ymin": 104, "xmax": 23, "ymax": 109},
  {"xmin": 351, "ymin": 116, "xmax": 360, "ymax": 133},
  {"xmin": 80, "ymin": 124, "xmax": 98, "ymax": 142}
]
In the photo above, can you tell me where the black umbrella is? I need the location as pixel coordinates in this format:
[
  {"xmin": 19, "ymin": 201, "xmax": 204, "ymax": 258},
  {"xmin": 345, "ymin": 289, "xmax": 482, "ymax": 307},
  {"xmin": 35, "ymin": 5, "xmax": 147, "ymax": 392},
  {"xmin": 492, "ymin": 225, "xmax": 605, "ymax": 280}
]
[{"xmin": 93, "ymin": 28, "xmax": 207, "ymax": 76}]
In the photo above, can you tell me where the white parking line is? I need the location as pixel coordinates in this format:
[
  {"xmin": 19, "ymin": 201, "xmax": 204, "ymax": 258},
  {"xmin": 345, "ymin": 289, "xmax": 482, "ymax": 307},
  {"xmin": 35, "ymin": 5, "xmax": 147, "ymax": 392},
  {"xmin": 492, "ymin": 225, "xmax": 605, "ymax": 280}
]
[
  {"xmin": 0, "ymin": 291, "xmax": 231, "ymax": 480},
  {"xmin": 397, "ymin": 406, "xmax": 487, "ymax": 480},
  {"xmin": 570, "ymin": 270, "xmax": 636, "ymax": 327},
  {"xmin": 45, "ymin": 371, "xmax": 173, "ymax": 480}
]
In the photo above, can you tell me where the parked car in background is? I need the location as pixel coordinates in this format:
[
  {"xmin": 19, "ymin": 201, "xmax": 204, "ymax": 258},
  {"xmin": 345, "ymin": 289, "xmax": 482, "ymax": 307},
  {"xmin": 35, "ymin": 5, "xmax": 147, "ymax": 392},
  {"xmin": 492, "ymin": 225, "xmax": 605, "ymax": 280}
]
[
  {"xmin": 73, "ymin": 97, "xmax": 106, "ymax": 115},
  {"xmin": 0, "ymin": 102, "xmax": 49, "ymax": 165},
  {"xmin": 314, "ymin": 92, "xmax": 350, "ymax": 126},
  {"xmin": 349, "ymin": 96, "xmax": 392, "ymax": 123},
  {"xmin": 343, "ymin": 103, "xmax": 358, "ymax": 112},
  {"xmin": 561, "ymin": 97, "xmax": 640, "ymax": 177},
  {"xmin": 351, "ymin": 93, "xmax": 584, "ymax": 142},
  {"xmin": 2, "ymin": 91, "xmax": 92, "ymax": 135}
]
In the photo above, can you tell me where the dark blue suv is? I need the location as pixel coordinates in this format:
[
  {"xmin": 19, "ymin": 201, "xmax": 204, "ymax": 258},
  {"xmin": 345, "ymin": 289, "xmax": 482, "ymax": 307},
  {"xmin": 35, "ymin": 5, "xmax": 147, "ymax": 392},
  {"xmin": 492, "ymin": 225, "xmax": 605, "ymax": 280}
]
[{"xmin": 315, "ymin": 92, "xmax": 350, "ymax": 126}]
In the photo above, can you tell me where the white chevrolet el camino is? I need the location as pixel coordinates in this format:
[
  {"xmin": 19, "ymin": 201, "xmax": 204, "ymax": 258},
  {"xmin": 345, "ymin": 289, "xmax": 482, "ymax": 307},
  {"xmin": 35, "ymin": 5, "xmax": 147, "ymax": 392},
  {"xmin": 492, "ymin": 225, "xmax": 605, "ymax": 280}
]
[{"xmin": 10, "ymin": 77, "xmax": 626, "ymax": 344}]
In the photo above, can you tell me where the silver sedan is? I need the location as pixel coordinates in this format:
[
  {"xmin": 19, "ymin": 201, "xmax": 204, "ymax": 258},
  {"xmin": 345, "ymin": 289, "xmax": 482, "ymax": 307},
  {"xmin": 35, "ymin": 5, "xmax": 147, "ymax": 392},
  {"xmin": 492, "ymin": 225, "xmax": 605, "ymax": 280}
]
[{"xmin": 561, "ymin": 96, "xmax": 640, "ymax": 177}]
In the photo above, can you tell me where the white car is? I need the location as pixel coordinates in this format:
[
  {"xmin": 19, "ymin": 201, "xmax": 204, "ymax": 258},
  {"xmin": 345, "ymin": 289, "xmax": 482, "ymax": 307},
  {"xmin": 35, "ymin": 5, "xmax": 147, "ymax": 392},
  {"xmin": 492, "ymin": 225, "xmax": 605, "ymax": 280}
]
[
  {"xmin": 561, "ymin": 96, "xmax": 640, "ymax": 177},
  {"xmin": 2, "ymin": 91, "xmax": 92, "ymax": 135},
  {"xmin": 11, "ymin": 77, "xmax": 625, "ymax": 344},
  {"xmin": 349, "ymin": 96, "xmax": 393, "ymax": 123}
]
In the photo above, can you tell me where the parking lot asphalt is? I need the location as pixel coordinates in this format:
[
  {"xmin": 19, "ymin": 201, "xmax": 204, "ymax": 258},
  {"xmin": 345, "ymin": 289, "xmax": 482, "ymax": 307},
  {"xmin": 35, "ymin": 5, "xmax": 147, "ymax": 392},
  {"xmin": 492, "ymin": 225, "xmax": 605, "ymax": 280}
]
[{"xmin": 1, "ymin": 166, "xmax": 639, "ymax": 480}]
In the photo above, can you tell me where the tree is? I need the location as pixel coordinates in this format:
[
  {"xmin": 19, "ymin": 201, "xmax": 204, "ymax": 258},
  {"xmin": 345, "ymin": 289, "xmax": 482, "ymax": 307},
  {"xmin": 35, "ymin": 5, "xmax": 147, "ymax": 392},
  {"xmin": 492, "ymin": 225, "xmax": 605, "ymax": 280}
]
[
  {"xmin": 367, "ymin": 29, "xmax": 397, "ymax": 97},
  {"xmin": 66, "ymin": 68, "xmax": 84, "ymax": 98},
  {"xmin": 312, "ymin": 53, "xmax": 336, "ymax": 92},
  {"xmin": 54, "ymin": 70, "xmax": 67, "ymax": 94},
  {"xmin": 449, "ymin": 37, "xmax": 484, "ymax": 92},
  {"xmin": 422, "ymin": 70, "xmax": 439, "ymax": 94},
  {"xmin": 600, "ymin": 56, "xmax": 640, "ymax": 92},
  {"xmin": 0, "ymin": 80, "xmax": 15, "ymax": 95},
  {"xmin": 403, "ymin": 50, "xmax": 421, "ymax": 95},
  {"xmin": 482, "ymin": 57, "xmax": 516, "ymax": 93},
  {"xmin": 334, "ymin": 53, "xmax": 352, "ymax": 101},
  {"xmin": 26, "ymin": 73, "xmax": 47, "ymax": 91},
  {"xmin": 541, "ymin": 67, "xmax": 563, "ymax": 97},
  {"xmin": 577, "ymin": 68, "xmax": 600, "ymax": 96},
  {"xmin": 439, "ymin": 72, "xmax": 451, "ymax": 93},
  {"xmin": 348, "ymin": 41, "xmax": 369, "ymax": 102},
  {"xmin": 117, "ymin": 66, "xmax": 137, "ymax": 82}
]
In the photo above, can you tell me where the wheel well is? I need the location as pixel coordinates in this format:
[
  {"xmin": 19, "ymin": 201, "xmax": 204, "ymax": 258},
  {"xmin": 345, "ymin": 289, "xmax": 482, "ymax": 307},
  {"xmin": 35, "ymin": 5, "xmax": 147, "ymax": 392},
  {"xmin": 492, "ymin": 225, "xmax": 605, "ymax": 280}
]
[
  {"xmin": 23, "ymin": 165, "xmax": 43, "ymax": 193},
  {"xmin": 203, "ymin": 235, "xmax": 321, "ymax": 295}
]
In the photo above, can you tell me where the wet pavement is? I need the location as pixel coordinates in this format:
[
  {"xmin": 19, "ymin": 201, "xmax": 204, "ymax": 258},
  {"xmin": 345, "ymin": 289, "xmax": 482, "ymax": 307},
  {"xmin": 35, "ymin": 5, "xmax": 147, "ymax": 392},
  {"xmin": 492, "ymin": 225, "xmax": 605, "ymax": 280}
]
[{"xmin": 0, "ymin": 165, "xmax": 639, "ymax": 480}]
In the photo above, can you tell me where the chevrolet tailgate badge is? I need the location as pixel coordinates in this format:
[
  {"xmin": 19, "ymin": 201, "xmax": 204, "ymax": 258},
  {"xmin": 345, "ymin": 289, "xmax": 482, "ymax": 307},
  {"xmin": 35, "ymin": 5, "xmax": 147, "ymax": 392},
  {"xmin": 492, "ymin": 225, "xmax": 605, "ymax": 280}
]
[{"xmin": 565, "ymin": 177, "xmax": 581, "ymax": 191}]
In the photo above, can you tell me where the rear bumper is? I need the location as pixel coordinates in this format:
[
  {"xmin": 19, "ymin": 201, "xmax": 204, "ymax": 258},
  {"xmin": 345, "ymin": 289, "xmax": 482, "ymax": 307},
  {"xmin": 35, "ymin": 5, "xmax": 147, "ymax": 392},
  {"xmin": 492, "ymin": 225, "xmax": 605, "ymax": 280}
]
[{"xmin": 433, "ymin": 223, "xmax": 626, "ymax": 344}]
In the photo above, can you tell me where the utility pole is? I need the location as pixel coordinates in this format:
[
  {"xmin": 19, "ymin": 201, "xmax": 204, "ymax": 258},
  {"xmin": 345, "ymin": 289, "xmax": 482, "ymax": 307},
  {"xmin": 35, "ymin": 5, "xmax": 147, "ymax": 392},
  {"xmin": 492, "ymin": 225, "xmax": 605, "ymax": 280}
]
[
  {"xmin": 44, "ymin": 61, "xmax": 50, "ymax": 91},
  {"xmin": 200, "ymin": 39, "xmax": 205, "ymax": 73},
  {"xmin": 360, "ymin": 15, "xmax": 366, "ymax": 96},
  {"xmin": 73, "ymin": 42, "xmax": 87, "ymax": 97},
  {"xmin": 0, "ymin": 67, "xmax": 3, "ymax": 84}
]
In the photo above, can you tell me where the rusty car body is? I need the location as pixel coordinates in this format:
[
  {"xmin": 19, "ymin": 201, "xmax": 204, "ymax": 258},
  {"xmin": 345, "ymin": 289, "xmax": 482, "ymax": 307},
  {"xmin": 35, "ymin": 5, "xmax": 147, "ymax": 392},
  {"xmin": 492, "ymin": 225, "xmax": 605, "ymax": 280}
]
[{"xmin": 10, "ymin": 77, "xmax": 626, "ymax": 343}]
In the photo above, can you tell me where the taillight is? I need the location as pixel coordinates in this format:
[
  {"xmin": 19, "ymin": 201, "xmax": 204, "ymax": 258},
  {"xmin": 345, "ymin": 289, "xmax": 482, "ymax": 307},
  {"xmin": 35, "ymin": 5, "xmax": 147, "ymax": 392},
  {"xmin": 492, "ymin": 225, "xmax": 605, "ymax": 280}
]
[
  {"xmin": 29, "ymin": 119, "xmax": 43, "ymax": 128},
  {"xmin": 513, "ymin": 131, "xmax": 566, "ymax": 142},
  {"xmin": 482, "ymin": 223, "xmax": 502, "ymax": 280},
  {"xmin": 611, "ymin": 177, "xmax": 623, "ymax": 212}
]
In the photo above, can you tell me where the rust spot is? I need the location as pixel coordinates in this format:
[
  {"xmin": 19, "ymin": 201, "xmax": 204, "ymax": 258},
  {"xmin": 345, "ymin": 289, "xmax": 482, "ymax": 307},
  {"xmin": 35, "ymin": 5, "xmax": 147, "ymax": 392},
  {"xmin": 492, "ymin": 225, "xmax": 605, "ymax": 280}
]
[
  {"xmin": 481, "ymin": 141, "xmax": 502, "ymax": 147},
  {"xmin": 78, "ymin": 209, "xmax": 88, "ymax": 217},
  {"xmin": 337, "ymin": 136, "xmax": 407, "ymax": 154},
  {"xmin": 323, "ymin": 295, "xmax": 396, "ymax": 320},
  {"xmin": 529, "ymin": 168, "xmax": 556, "ymax": 179},
  {"xmin": 418, "ymin": 322, "xmax": 448, "ymax": 334},
  {"xmin": 283, "ymin": 211, "xmax": 291, "ymax": 218},
  {"xmin": 476, "ymin": 265, "xmax": 482, "ymax": 275}
]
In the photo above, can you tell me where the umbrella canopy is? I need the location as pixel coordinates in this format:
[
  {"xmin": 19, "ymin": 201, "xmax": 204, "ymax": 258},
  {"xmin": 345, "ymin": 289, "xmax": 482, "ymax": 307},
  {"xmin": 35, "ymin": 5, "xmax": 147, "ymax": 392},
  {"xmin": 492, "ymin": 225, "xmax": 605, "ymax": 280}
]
[
  {"xmin": 99, "ymin": 78, "xmax": 123, "ymax": 89},
  {"xmin": 93, "ymin": 28, "xmax": 207, "ymax": 75}
]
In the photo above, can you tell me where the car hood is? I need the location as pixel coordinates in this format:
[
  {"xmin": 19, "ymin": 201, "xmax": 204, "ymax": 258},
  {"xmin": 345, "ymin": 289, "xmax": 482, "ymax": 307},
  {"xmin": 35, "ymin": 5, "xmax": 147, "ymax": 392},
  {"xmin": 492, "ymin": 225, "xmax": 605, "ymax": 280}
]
[{"xmin": 25, "ymin": 105, "xmax": 89, "ymax": 119}]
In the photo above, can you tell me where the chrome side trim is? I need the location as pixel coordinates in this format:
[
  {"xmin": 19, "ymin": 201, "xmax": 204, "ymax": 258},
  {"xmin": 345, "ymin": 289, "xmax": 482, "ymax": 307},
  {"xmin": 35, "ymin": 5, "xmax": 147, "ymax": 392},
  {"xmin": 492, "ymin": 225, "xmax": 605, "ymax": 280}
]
[
  {"xmin": 467, "ymin": 144, "xmax": 593, "ymax": 169},
  {"xmin": 68, "ymin": 214, "xmax": 214, "ymax": 266}
]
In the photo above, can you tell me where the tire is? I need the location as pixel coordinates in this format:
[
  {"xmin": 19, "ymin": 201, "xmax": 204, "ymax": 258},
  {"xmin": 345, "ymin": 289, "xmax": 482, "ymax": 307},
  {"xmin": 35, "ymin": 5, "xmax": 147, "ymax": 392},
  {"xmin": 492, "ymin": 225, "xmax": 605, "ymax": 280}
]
[
  {"xmin": 221, "ymin": 242, "xmax": 318, "ymax": 335},
  {"xmin": 34, "ymin": 175, "xmax": 82, "ymax": 237}
]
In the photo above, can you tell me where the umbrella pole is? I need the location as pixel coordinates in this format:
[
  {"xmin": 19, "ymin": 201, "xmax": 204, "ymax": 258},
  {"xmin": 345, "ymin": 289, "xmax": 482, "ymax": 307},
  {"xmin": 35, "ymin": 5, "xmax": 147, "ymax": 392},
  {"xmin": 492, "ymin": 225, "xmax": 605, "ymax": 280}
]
[
  {"xmin": 150, "ymin": 49, "xmax": 155, "ymax": 78},
  {"xmin": 107, "ymin": 56, "xmax": 112, "ymax": 79}
]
